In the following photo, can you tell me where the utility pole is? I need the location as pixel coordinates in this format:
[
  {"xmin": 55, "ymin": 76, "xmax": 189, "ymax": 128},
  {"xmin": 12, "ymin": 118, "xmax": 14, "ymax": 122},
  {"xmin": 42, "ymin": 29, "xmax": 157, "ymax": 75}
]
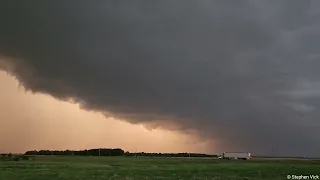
[
  {"xmin": 135, "ymin": 148, "xmax": 137, "ymax": 158},
  {"xmin": 272, "ymin": 143, "xmax": 276, "ymax": 157},
  {"xmin": 99, "ymin": 148, "xmax": 101, "ymax": 156}
]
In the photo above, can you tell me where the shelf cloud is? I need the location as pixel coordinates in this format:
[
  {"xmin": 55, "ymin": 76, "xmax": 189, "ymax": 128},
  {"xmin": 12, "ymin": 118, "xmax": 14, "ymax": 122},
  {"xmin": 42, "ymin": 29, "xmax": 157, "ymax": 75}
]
[{"xmin": 1, "ymin": 0, "xmax": 320, "ymax": 156}]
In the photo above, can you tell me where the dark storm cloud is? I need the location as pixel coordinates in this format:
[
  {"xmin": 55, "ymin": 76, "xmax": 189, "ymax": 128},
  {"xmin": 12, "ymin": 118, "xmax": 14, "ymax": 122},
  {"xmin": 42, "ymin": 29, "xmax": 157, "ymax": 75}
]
[{"xmin": 1, "ymin": 0, "xmax": 320, "ymax": 156}]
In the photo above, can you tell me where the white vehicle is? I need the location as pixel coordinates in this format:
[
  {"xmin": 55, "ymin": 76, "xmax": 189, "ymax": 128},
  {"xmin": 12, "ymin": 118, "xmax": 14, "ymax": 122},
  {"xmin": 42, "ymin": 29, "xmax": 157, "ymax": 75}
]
[{"xmin": 219, "ymin": 152, "xmax": 252, "ymax": 160}]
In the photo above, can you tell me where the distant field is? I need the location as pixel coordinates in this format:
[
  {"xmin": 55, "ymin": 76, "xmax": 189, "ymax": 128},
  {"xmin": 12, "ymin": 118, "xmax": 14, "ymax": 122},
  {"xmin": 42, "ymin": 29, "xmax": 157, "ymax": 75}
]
[{"xmin": 0, "ymin": 156, "xmax": 320, "ymax": 180}]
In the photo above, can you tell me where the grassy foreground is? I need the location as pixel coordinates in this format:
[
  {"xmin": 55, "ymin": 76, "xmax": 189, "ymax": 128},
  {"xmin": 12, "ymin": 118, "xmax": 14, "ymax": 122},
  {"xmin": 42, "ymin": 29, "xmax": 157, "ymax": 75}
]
[{"xmin": 0, "ymin": 156, "xmax": 319, "ymax": 180}]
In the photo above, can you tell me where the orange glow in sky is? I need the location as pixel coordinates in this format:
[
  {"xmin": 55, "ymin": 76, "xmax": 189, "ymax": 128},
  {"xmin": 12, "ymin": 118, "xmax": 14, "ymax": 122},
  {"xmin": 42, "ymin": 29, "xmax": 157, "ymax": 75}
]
[{"xmin": 0, "ymin": 70, "xmax": 211, "ymax": 154}]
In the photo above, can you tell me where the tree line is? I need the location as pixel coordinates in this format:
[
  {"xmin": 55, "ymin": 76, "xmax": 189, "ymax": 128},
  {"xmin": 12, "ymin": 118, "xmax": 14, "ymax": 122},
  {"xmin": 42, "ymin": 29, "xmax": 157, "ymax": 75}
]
[
  {"xmin": 25, "ymin": 148, "xmax": 217, "ymax": 158},
  {"xmin": 25, "ymin": 148, "xmax": 124, "ymax": 156}
]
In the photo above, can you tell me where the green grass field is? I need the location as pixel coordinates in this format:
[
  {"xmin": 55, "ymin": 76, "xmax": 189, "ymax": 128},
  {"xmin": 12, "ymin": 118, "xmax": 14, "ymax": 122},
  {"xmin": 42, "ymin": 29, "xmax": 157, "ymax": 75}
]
[{"xmin": 1, "ymin": 156, "xmax": 320, "ymax": 180}]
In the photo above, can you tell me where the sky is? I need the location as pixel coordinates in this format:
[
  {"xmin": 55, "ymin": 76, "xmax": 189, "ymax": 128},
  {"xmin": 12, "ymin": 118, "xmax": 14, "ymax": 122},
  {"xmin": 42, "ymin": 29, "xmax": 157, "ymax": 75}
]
[
  {"xmin": 0, "ymin": 70, "xmax": 211, "ymax": 154},
  {"xmin": 1, "ymin": 0, "xmax": 320, "ymax": 157}
]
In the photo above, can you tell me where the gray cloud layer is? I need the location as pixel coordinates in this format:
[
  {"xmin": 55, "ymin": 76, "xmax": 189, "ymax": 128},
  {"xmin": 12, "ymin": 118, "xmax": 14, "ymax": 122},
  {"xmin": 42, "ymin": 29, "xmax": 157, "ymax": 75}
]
[{"xmin": 1, "ymin": 0, "xmax": 320, "ymax": 156}]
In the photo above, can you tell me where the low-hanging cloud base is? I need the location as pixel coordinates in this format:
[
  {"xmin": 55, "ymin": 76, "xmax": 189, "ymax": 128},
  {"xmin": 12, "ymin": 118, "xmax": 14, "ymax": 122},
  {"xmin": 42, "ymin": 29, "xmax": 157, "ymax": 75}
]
[{"xmin": 1, "ymin": 0, "xmax": 320, "ymax": 157}]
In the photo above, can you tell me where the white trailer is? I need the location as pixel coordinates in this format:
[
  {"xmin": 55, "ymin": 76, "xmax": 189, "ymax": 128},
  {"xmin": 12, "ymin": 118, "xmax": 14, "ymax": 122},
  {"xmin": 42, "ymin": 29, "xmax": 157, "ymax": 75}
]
[{"xmin": 220, "ymin": 152, "xmax": 252, "ymax": 160}]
